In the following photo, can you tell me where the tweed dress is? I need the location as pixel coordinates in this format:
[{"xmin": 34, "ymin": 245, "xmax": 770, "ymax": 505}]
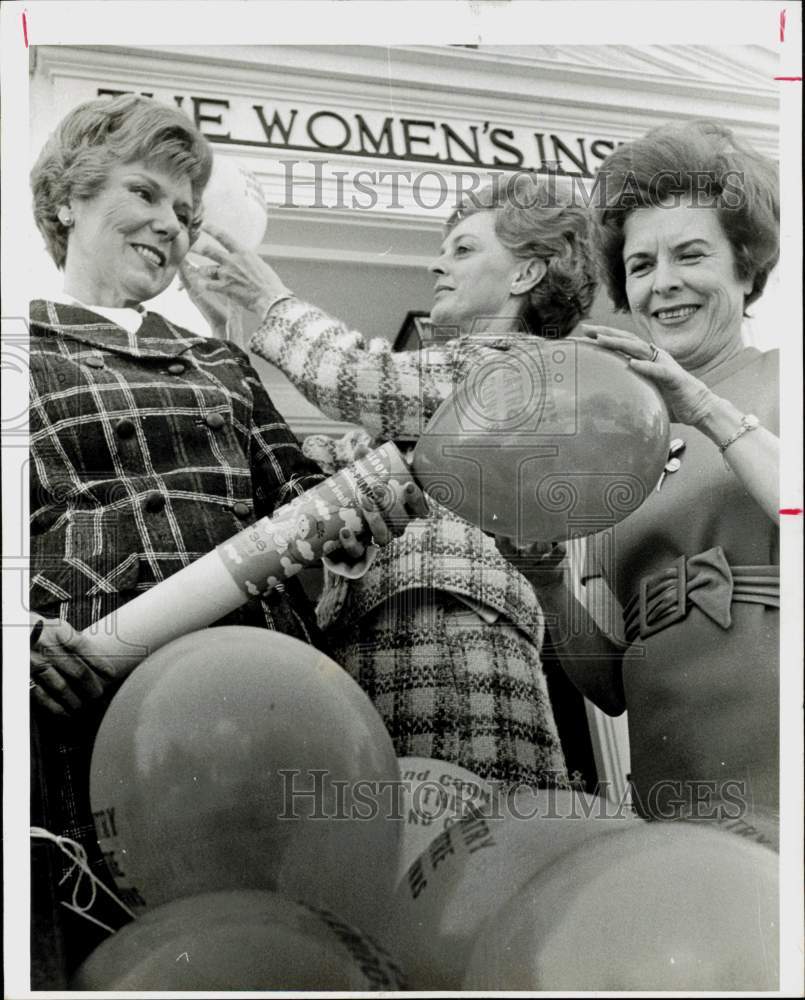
[
  {"xmin": 29, "ymin": 301, "xmax": 326, "ymax": 954},
  {"xmin": 251, "ymin": 298, "xmax": 568, "ymax": 789}
]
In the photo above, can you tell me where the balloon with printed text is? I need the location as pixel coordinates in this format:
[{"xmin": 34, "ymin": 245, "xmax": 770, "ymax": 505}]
[
  {"xmin": 381, "ymin": 787, "xmax": 640, "ymax": 988},
  {"xmin": 395, "ymin": 756, "xmax": 497, "ymax": 885}
]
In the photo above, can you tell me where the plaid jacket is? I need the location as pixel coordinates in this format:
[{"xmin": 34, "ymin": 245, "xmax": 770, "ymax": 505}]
[
  {"xmin": 29, "ymin": 301, "xmax": 326, "ymax": 903},
  {"xmin": 30, "ymin": 300, "xmax": 324, "ymax": 639}
]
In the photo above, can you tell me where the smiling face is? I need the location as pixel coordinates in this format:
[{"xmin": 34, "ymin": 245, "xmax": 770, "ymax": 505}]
[
  {"xmin": 622, "ymin": 197, "xmax": 752, "ymax": 372},
  {"xmin": 428, "ymin": 211, "xmax": 525, "ymax": 335},
  {"xmin": 62, "ymin": 160, "xmax": 194, "ymax": 308}
]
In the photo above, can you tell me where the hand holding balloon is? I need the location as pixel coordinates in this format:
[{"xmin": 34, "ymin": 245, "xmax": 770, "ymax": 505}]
[
  {"xmin": 191, "ymin": 224, "xmax": 291, "ymax": 317},
  {"xmin": 580, "ymin": 324, "xmax": 716, "ymax": 427},
  {"xmin": 409, "ymin": 338, "xmax": 671, "ymax": 542},
  {"xmin": 178, "ymin": 258, "xmax": 230, "ymax": 337}
]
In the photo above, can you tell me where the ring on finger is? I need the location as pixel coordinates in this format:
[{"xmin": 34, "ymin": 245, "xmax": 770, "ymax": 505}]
[{"xmin": 648, "ymin": 343, "xmax": 660, "ymax": 363}]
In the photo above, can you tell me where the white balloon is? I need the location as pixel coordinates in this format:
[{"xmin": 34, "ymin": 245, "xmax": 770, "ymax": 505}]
[
  {"xmin": 461, "ymin": 822, "xmax": 779, "ymax": 991},
  {"xmin": 202, "ymin": 157, "xmax": 268, "ymax": 248}
]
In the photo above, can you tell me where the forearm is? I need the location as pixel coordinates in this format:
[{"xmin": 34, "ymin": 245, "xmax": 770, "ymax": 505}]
[
  {"xmin": 249, "ymin": 298, "xmax": 455, "ymax": 439},
  {"xmin": 695, "ymin": 393, "xmax": 779, "ymax": 523},
  {"xmin": 535, "ymin": 581, "xmax": 627, "ymax": 716}
]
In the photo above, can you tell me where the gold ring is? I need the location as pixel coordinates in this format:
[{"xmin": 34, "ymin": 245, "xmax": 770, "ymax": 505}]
[{"xmin": 648, "ymin": 344, "xmax": 660, "ymax": 363}]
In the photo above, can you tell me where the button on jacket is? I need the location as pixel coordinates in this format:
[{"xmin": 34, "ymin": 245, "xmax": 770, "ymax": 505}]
[
  {"xmin": 29, "ymin": 300, "xmax": 325, "ymax": 637},
  {"xmin": 29, "ymin": 300, "xmax": 329, "ymax": 906}
]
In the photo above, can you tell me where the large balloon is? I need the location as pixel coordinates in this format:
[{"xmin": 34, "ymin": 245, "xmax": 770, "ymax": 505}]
[
  {"xmin": 462, "ymin": 822, "xmax": 779, "ymax": 991},
  {"xmin": 396, "ymin": 757, "xmax": 496, "ymax": 884},
  {"xmin": 411, "ymin": 338, "xmax": 670, "ymax": 541},
  {"xmin": 90, "ymin": 627, "xmax": 402, "ymax": 931},
  {"xmin": 381, "ymin": 786, "xmax": 639, "ymax": 988},
  {"xmin": 71, "ymin": 890, "xmax": 406, "ymax": 990},
  {"xmin": 202, "ymin": 156, "xmax": 269, "ymax": 248}
]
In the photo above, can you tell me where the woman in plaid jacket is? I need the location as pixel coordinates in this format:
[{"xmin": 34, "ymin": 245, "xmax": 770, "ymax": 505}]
[
  {"xmin": 185, "ymin": 174, "xmax": 597, "ymax": 792},
  {"xmin": 27, "ymin": 94, "xmax": 411, "ymax": 978}
]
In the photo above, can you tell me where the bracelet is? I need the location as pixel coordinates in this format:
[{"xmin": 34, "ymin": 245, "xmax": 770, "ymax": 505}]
[
  {"xmin": 719, "ymin": 413, "xmax": 760, "ymax": 455},
  {"xmin": 260, "ymin": 291, "xmax": 295, "ymax": 323}
]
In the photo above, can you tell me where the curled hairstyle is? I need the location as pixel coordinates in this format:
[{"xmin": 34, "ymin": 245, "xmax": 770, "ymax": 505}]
[
  {"xmin": 446, "ymin": 173, "xmax": 597, "ymax": 338},
  {"xmin": 31, "ymin": 94, "xmax": 213, "ymax": 268},
  {"xmin": 591, "ymin": 119, "xmax": 779, "ymax": 311}
]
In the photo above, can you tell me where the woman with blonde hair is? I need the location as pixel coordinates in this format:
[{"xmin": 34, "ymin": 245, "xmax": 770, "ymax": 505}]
[{"xmin": 184, "ymin": 172, "xmax": 597, "ymax": 790}]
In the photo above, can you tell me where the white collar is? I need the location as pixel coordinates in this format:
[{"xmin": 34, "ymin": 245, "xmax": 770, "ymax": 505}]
[{"xmin": 54, "ymin": 292, "xmax": 145, "ymax": 335}]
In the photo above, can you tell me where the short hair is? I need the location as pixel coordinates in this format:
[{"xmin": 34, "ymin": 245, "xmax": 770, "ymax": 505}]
[
  {"xmin": 446, "ymin": 173, "xmax": 597, "ymax": 338},
  {"xmin": 31, "ymin": 94, "xmax": 213, "ymax": 268},
  {"xmin": 591, "ymin": 120, "xmax": 779, "ymax": 312}
]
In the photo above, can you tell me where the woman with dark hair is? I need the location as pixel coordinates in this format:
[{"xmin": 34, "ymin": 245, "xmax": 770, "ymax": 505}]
[
  {"xmin": 521, "ymin": 121, "xmax": 780, "ymax": 834},
  {"xmin": 182, "ymin": 173, "xmax": 597, "ymax": 790},
  {"xmin": 28, "ymin": 94, "xmax": 417, "ymax": 979}
]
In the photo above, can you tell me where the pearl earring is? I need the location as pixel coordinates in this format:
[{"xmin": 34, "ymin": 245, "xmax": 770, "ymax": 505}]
[{"xmin": 58, "ymin": 209, "xmax": 73, "ymax": 227}]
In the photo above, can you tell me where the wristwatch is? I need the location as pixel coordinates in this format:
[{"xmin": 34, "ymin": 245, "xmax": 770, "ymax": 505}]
[{"xmin": 719, "ymin": 413, "xmax": 760, "ymax": 454}]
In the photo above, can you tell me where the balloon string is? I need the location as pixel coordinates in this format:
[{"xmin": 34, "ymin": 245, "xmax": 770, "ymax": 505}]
[
  {"xmin": 60, "ymin": 902, "xmax": 116, "ymax": 936},
  {"xmin": 30, "ymin": 826, "xmax": 138, "ymax": 923}
]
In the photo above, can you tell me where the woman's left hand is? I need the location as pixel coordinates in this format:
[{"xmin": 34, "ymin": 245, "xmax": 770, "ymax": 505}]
[
  {"xmin": 190, "ymin": 224, "xmax": 290, "ymax": 317},
  {"xmin": 30, "ymin": 617, "xmax": 113, "ymax": 719},
  {"xmin": 579, "ymin": 324, "xmax": 716, "ymax": 427}
]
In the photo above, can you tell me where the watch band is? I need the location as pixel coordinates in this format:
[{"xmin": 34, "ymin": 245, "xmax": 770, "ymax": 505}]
[{"xmin": 719, "ymin": 413, "xmax": 760, "ymax": 455}]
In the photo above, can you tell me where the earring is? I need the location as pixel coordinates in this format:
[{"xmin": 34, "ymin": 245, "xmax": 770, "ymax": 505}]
[{"xmin": 58, "ymin": 209, "xmax": 73, "ymax": 227}]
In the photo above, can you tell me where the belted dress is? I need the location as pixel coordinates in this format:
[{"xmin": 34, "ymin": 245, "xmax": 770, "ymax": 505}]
[{"xmin": 583, "ymin": 346, "xmax": 779, "ymax": 826}]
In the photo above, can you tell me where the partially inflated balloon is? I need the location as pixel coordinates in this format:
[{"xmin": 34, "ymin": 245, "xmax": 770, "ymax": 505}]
[
  {"xmin": 381, "ymin": 787, "xmax": 639, "ymax": 988},
  {"xmin": 202, "ymin": 157, "xmax": 268, "ymax": 248},
  {"xmin": 411, "ymin": 338, "xmax": 670, "ymax": 541},
  {"xmin": 90, "ymin": 628, "xmax": 402, "ymax": 931},
  {"xmin": 462, "ymin": 822, "xmax": 779, "ymax": 991},
  {"xmin": 71, "ymin": 890, "xmax": 406, "ymax": 990},
  {"xmin": 396, "ymin": 757, "xmax": 496, "ymax": 885}
]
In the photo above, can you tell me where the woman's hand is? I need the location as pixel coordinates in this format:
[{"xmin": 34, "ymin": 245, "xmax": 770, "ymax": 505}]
[
  {"xmin": 495, "ymin": 536, "xmax": 568, "ymax": 590},
  {"xmin": 361, "ymin": 477, "xmax": 430, "ymax": 545},
  {"xmin": 579, "ymin": 324, "xmax": 717, "ymax": 427},
  {"xmin": 189, "ymin": 224, "xmax": 290, "ymax": 317},
  {"xmin": 580, "ymin": 324, "xmax": 780, "ymax": 523},
  {"xmin": 179, "ymin": 259, "xmax": 230, "ymax": 338},
  {"xmin": 30, "ymin": 617, "xmax": 113, "ymax": 719},
  {"xmin": 303, "ymin": 429, "xmax": 374, "ymax": 477},
  {"xmin": 322, "ymin": 478, "xmax": 429, "ymax": 579}
]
